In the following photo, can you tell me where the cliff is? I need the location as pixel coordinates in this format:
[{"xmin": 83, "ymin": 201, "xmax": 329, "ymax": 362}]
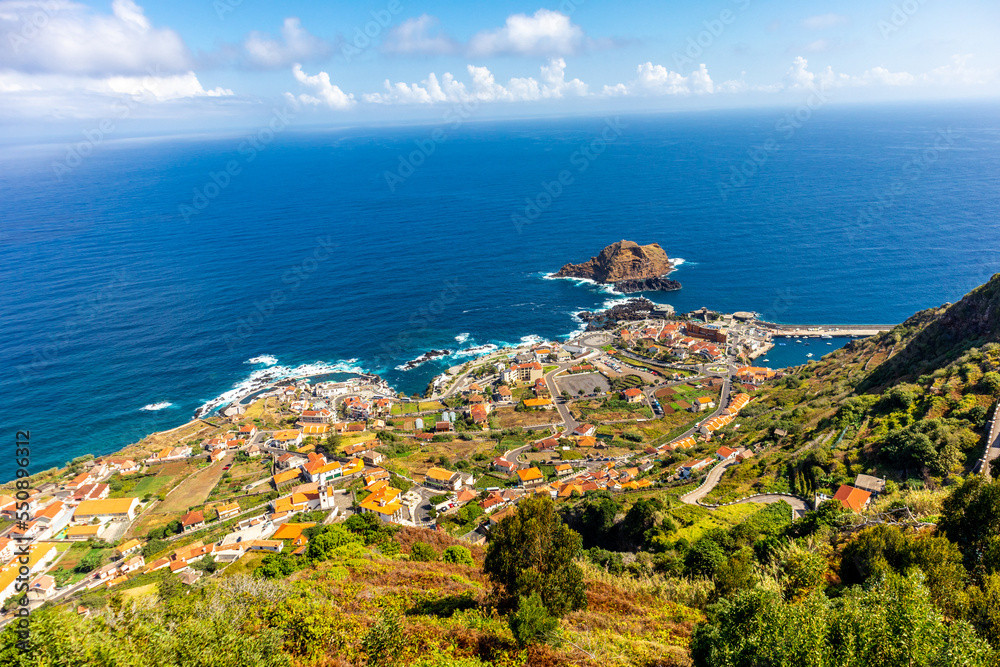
[{"xmin": 554, "ymin": 240, "xmax": 676, "ymax": 286}]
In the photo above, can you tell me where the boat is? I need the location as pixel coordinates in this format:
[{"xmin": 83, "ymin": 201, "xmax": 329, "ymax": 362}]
[
  {"xmin": 806, "ymin": 353, "xmax": 814, "ymax": 358},
  {"xmin": 826, "ymin": 342, "xmax": 832, "ymax": 345},
  {"xmin": 821, "ymin": 334, "xmax": 832, "ymax": 339}
]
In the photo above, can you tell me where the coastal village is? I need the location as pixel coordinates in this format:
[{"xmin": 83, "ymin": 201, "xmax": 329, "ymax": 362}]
[{"xmin": 0, "ymin": 304, "xmax": 886, "ymax": 620}]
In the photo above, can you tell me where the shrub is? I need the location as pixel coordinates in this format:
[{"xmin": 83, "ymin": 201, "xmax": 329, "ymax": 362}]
[
  {"xmin": 409, "ymin": 542, "xmax": 438, "ymax": 562},
  {"xmin": 509, "ymin": 593, "xmax": 558, "ymax": 648},
  {"xmin": 441, "ymin": 545, "xmax": 474, "ymax": 565}
]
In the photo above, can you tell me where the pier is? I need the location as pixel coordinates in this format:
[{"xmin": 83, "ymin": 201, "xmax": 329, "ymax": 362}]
[{"xmin": 759, "ymin": 323, "xmax": 895, "ymax": 338}]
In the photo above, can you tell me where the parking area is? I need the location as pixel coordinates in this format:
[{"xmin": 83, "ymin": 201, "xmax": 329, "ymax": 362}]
[{"xmin": 554, "ymin": 372, "xmax": 610, "ymax": 397}]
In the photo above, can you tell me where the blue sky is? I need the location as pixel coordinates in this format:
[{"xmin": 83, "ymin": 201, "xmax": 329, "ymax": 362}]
[{"xmin": 0, "ymin": 0, "xmax": 997, "ymax": 140}]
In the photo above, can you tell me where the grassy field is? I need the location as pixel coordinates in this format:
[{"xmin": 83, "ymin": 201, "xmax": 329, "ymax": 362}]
[
  {"xmin": 128, "ymin": 460, "xmax": 228, "ymax": 538},
  {"xmin": 669, "ymin": 502, "xmax": 764, "ymax": 544},
  {"xmin": 493, "ymin": 407, "xmax": 559, "ymax": 428},
  {"xmin": 390, "ymin": 439, "xmax": 498, "ymax": 479},
  {"xmin": 390, "ymin": 401, "xmax": 445, "ymax": 415}
]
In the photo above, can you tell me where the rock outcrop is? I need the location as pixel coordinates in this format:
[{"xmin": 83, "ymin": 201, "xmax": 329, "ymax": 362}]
[{"xmin": 555, "ymin": 240, "xmax": 678, "ymax": 291}]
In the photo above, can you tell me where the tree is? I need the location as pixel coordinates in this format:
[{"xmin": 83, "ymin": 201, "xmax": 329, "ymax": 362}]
[
  {"xmin": 685, "ymin": 536, "xmax": 727, "ymax": 578},
  {"xmin": 442, "ymin": 545, "xmax": 474, "ymax": 565},
  {"xmin": 410, "ymin": 542, "xmax": 438, "ymax": 562},
  {"xmin": 74, "ymin": 550, "xmax": 102, "ymax": 573},
  {"xmin": 622, "ymin": 497, "xmax": 662, "ymax": 546},
  {"xmin": 939, "ymin": 475, "xmax": 1000, "ymax": 575},
  {"xmin": 981, "ymin": 371, "xmax": 1000, "ymax": 396},
  {"xmin": 509, "ymin": 593, "xmax": 559, "ymax": 648},
  {"xmin": 577, "ymin": 492, "xmax": 621, "ymax": 547},
  {"xmin": 484, "ymin": 494, "xmax": 587, "ymax": 617}
]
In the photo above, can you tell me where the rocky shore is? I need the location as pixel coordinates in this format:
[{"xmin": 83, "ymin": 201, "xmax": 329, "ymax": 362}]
[
  {"xmin": 612, "ymin": 276, "xmax": 682, "ymax": 293},
  {"xmin": 577, "ymin": 298, "xmax": 655, "ymax": 330}
]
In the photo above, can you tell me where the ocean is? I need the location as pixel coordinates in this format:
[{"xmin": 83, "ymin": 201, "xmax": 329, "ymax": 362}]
[{"xmin": 2, "ymin": 102, "xmax": 999, "ymax": 477}]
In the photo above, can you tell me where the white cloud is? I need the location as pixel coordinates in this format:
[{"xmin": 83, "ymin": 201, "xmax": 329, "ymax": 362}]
[
  {"xmin": 381, "ymin": 14, "xmax": 457, "ymax": 55},
  {"xmin": 782, "ymin": 56, "xmax": 844, "ymax": 90},
  {"xmin": 855, "ymin": 66, "xmax": 916, "ymax": 86},
  {"xmin": 0, "ymin": 0, "xmax": 191, "ymax": 75},
  {"xmin": 801, "ymin": 13, "xmax": 851, "ymax": 30},
  {"xmin": 287, "ymin": 64, "xmax": 355, "ymax": 110},
  {"xmin": 362, "ymin": 58, "xmax": 587, "ymax": 105},
  {"xmin": 608, "ymin": 62, "xmax": 716, "ymax": 96},
  {"xmin": 242, "ymin": 17, "xmax": 330, "ymax": 69},
  {"xmin": 467, "ymin": 9, "xmax": 585, "ymax": 57},
  {"xmin": 921, "ymin": 54, "xmax": 994, "ymax": 86},
  {"xmin": 104, "ymin": 72, "xmax": 232, "ymax": 100},
  {"xmin": 0, "ymin": 68, "xmax": 232, "ymax": 120}
]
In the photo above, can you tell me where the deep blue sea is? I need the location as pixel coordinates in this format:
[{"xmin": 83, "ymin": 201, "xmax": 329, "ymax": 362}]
[{"xmin": 2, "ymin": 103, "xmax": 999, "ymax": 477}]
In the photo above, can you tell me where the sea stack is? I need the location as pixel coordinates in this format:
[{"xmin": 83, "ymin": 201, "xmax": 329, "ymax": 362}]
[{"xmin": 554, "ymin": 240, "xmax": 681, "ymax": 293}]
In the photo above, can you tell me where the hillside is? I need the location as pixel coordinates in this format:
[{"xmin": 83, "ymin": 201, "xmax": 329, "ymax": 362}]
[{"xmin": 863, "ymin": 274, "xmax": 1000, "ymax": 389}]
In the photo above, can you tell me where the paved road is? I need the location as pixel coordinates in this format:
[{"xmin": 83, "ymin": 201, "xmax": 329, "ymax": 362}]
[
  {"xmin": 731, "ymin": 494, "xmax": 809, "ymax": 517},
  {"xmin": 680, "ymin": 460, "xmax": 737, "ymax": 504}
]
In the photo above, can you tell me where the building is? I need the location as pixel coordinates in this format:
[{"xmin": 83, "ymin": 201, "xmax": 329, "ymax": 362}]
[
  {"xmin": 73, "ymin": 497, "xmax": 140, "ymax": 523},
  {"xmin": 679, "ymin": 459, "xmax": 714, "ymax": 479},
  {"xmin": 470, "ymin": 404, "xmax": 489, "ymax": 424},
  {"xmin": 424, "ymin": 467, "xmax": 462, "ymax": 491},
  {"xmin": 854, "ymin": 474, "xmax": 887, "ymax": 495},
  {"xmin": 522, "ymin": 398, "xmax": 553, "ymax": 409},
  {"xmin": 270, "ymin": 429, "xmax": 303, "ymax": 449},
  {"xmin": 113, "ymin": 539, "xmax": 142, "ymax": 559},
  {"xmin": 555, "ymin": 463, "xmax": 573, "ymax": 476},
  {"xmin": 0, "ymin": 543, "xmax": 58, "ymax": 602},
  {"xmin": 359, "ymin": 485, "xmax": 405, "ymax": 523},
  {"xmin": 517, "ymin": 467, "xmax": 545, "ymax": 488},
  {"xmin": 492, "ymin": 457, "xmax": 518, "ymax": 474},
  {"xmin": 503, "ymin": 362, "xmax": 543, "ymax": 384},
  {"xmin": 573, "ymin": 424, "xmax": 596, "ymax": 438},
  {"xmin": 66, "ymin": 525, "xmax": 102, "ymax": 541},
  {"xmin": 691, "ymin": 396, "xmax": 715, "ymax": 412},
  {"xmin": 715, "ymin": 446, "xmax": 738, "ymax": 460},
  {"xmin": 180, "ymin": 510, "xmax": 205, "ymax": 532},
  {"xmin": 623, "ymin": 388, "xmax": 643, "ymax": 403},
  {"xmin": 685, "ymin": 322, "xmax": 728, "ymax": 344},
  {"xmin": 833, "ymin": 485, "xmax": 872, "ymax": 513},
  {"xmin": 495, "ymin": 385, "xmax": 513, "ymax": 402},
  {"xmin": 299, "ymin": 409, "xmax": 333, "ymax": 424},
  {"xmin": 215, "ymin": 502, "xmax": 240, "ymax": 521}
]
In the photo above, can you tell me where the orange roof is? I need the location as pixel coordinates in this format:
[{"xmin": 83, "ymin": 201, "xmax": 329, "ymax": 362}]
[
  {"xmin": 833, "ymin": 485, "xmax": 871, "ymax": 513},
  {"xmin": 272, "ymin": 522, "xmax": 317, "ymax": 541},
  {"xmin": 517, "ymin": 467, "xmax": 543, "ymax": 483},
  {"xmin": 425, "ymin": 467, "xmax": 457, "ymax": 482},
  {"xmin": 623, "ymin": 388, "xmax": 642, "ymax": 397},
  {"xmin": 272, "ymin": 469, "xmax": 301, "ymax": 486},
  {"xmin": 523, "ymin": 398, "xmax": 552, "ymax": 407}
]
